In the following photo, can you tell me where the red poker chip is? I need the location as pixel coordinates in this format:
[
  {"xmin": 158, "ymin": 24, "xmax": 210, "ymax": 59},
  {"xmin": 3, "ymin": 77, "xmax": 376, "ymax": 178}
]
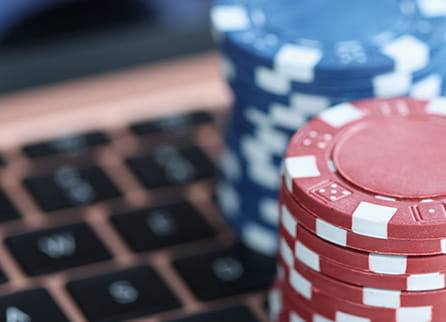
[
  {"xmin": 279, "ymin": 208, "xmax": 446, "ymax": 275},
  {"xmin": 280, "ymin": 187, "xmax": 446, "ymax": 272},
  {"xmin": 280, "ymin": 183, "xmax": 446, "ymax": 255},
  {"xmin": 280, "ymin": 254, "xmax": 446, "ymax": 308},
  {"xmin": 270, "ymin": 280, "xmax": 325, "ymax": 322},
  {"xmin": 279, "ymin": 262, "xmax": 446, "ymax": 322},
  {"xmin": 283, "ymin": 97, "xmax": 446, "ymax": 240},
  {"xmin": 279, "ymin": 225, "xmax": 446, "ymax": 291}
]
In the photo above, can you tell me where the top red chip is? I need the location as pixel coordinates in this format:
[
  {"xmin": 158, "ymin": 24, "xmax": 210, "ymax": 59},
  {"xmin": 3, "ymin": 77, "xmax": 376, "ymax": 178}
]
[{"xmin": 283, "ymin": 97, "xmax": 446, "ymax": 241}]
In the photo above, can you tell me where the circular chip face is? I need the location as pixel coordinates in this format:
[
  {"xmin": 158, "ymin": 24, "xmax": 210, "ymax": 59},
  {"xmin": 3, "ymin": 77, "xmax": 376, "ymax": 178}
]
[
  {"xmin": 212, "ymin": 0, "xmax": 443, "ymax": 82},
  {"xmin": 280, "ymin": 185, "xmax": 446, "ymax": 255},
  {"xmin": 283, "ymin": 97, "xmax": 446, "ymax": 240},
  {"xmin": 334, "ymin": 118, "xmax": 446, "ymax": 198}
]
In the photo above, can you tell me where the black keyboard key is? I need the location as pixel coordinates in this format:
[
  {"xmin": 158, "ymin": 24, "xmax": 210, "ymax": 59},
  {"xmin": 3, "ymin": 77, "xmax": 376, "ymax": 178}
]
[
  {"xmin": 67, "ymin": 266, "xmax": 181, "ymax": 322},
  {"xmin": 0, "ymin": 288, "xmax": 68, "ymax": 321},
  {"xmin": 165, "ymin": 305, "xmax": 260, "ymax": 322},
  {"xmin": 23, "ymin": 165, "xmax": 121, "ymax": 212},
  {"xmin": 0, "ymin": 270, "xmax": 6, "ymax": 284},
  {"xmin": 0, "ymin": 155, "xmax": 6, "ymax": 167},
  {"xmin": 130, "ymin": 111, "xmax": 212, "ymax": 136},
  {"xmin": 6, "ymin": 223, "xmax": 112, "ymax": 276},
  {"xmin": 111, "ymin": 201, "xmax": 215, "ymax": 252},
  {"xmin": 23, "ymin": 131, "xmax": 110, "ymax": 158},
  {"xmin": 0, "ymin": 190, "xmax": 20, "ymax": 222},
  {"xmin": 126, "ymin": 145, "xmax": 214, "ymax": 189},
  {"xmin": 173, "ymin": 245, "xmax": 275, "ymax": 301}
]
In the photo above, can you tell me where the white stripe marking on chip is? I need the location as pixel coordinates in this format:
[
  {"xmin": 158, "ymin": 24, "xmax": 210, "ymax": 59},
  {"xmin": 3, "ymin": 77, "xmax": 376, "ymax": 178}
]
[
  {"xmin": 417, "ymin": 0, "xmax": 446, "ymax": 17},
  {"xmin": 296, "ymin": 241, "xmax": 320, "ymax": 271},
  {"xmin": 211, "ymin": 6, "xmax": 250, "ymax": 31},
  {"xmin": 368, "ymin": 253, "xmax": 407, "ymax": 275},
  {"xmin": 336, "ymin": 311, "xmax": 371, "ymax": 322},
  {"xmin": 260, "ymin": 198, "xmax": 279, "ymax": 226},
  {"xmin": 281, "ymin": 204, "xmax": 297, "ymax": 238},
  {"xmin": 316, "ymin": 218, "xmax": 347, "ymax": 247},
  {"xmin": 407, "ymin": 273, "xmax": 445, "ymax": 291},
  {"xmin": 275, "ymin": 44, "xmax": 322, "ymax": 83},
  {"xmin": 363, "ymin": 288, "xmax": 401, "ymax": 308},
  {"xmin": 352, "ymin": 202, "xmax": 398, "ymax": 239},
  {"xmin": 255, "ymin": 67, "xmax": 290, "ymax": 95},
  {"xmin": 381, "ymin": 35, "xmax": 429, "ymax": 73},
  {"xmin": 396, "ymin": 306, "xmax": 432, "ymax": 322},
  {"xmin": 290, "ymin": 269, "xmax": 312, "ymax": 299},
  {"xmin": 285, "ymin": 155, "xmax": 320, "ymax": 178},
  {"xmin": 242, "ymin": 222, "xmax": 277, "ymax": 256},
  {"xmin": 319, "ymin": 103, "xmax": 364, "ymax": 128},
  {"xmin": 280, "ymin": 239, "xmax": 294, "ymax": 267},
  {"xmin": 426, "ymin": 97, "xmax": 446, "ymax": 116},
  {"xmin": 290, "ymin": 312, "xmax": 305, "ymax": 322}
]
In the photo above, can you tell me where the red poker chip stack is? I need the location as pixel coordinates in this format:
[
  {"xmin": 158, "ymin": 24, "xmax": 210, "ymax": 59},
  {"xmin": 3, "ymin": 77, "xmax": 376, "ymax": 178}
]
[{"xmin": 270, "ymin": 97, "xmax": 446, "ymax": 322}]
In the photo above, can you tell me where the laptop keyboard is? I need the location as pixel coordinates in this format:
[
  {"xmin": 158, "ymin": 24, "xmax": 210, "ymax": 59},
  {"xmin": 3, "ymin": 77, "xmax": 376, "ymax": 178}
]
[{"xmin": 0, "ymin": 110, "xmax": 273, "ymax": 321}]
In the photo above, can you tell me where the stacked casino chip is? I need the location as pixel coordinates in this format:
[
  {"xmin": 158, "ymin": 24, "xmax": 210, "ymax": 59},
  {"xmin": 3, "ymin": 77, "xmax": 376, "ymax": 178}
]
[
  {"xmin": 270, "ymin": 97, "xmax": 446, "ymax": 322},
  {"xmin": 211, "ymin": 0, "xmax": 446, "ymax": 256}
]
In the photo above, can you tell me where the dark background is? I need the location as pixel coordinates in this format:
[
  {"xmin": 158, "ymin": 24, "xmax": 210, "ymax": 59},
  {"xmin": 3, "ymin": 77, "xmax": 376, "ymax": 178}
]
[{"xmin": 0, "ymin": 0, "xmax": 214, "ymax": 94}]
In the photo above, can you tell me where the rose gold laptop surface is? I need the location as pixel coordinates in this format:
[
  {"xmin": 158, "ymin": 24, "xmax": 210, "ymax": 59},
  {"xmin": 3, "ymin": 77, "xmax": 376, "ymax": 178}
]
[{"xmin": 0, "ymin": 53, "xmax": 273, "ymax": 322}]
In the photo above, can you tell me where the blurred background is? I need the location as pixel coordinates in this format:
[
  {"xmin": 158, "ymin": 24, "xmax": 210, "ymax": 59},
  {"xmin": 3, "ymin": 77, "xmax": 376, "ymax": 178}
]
[{"xmin": 0, "ymin": 0, "xmax": 214, "ymax": 93}]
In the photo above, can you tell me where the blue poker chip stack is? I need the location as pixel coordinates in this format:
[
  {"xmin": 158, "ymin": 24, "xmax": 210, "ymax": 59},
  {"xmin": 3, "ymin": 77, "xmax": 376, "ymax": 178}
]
[{"xmin": 211, "ymin": 0, "xmax": 446, "ymax": 256}]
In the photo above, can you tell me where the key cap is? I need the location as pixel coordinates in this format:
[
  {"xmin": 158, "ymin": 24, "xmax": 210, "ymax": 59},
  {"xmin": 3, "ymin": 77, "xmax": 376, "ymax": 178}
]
[
  {"xmin": 0, "ymin": 190, "xmax": 20, "ymax": 222},
  {"xmin": 67, "ymin": 266, "xmax": 181, "ymax": 322},
  {"xmin": 6, "ymin": 222, "xmax": 112, "ymax": 276},
  {"xmin": 23, "ymin": 131, "xmax": 110, "ymax": 158},
  {"xmin": 0, "ymin": 288, "xmax": 68, "ymax": 321},
  {"xmin": 110, "ymin": 201, "xmax": 215, "ymax": 252},
  {"xmin": 130, "ymin": 111, "xmax": 212, "ymax": 136},
  {"xmin": 0, "ymin": 269, "xmax": 7, "ymax": 285},
  {"xmin": 173, "ymin": 244, "xmax": 276, "ymax": 301},
  {"xmin": 126, "ymin": 145, "xmax": 214, "ymax": 189},
  {"xmin": 23, "ymin": 165, "xmax": 121, "ymax": 212},
  {"xmin": 165, "ymin": 305, "xmax": 260, "ymax": 322}
]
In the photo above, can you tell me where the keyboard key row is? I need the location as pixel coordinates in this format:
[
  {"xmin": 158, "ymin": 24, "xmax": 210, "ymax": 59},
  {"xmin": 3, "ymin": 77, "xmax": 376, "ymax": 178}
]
[
  {"xmin": 0, "ymin": 244, "xmax": 272, "ymax": 321},
  {"xmin": 22, "ymin": 145, "xmax": 214, "ymax": 212},
  {"xmin": 4, "ymin": 199, "xmax": 215, "ymax": 276},
  {"xmin": 20, "ymin": 110, "xmax": 213, "ymax": 160}
]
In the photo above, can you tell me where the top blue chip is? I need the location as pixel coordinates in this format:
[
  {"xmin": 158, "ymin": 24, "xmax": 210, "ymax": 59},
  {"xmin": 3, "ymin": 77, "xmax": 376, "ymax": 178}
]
[{"xmin": 211, "ymin": 0, "xmax": 445, "ymax": 82}]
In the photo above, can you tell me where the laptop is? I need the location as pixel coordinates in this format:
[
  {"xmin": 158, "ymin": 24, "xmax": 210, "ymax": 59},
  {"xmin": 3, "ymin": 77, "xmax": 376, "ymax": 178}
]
[{"xmin": 0, "ymin": 1, "xmax": 275, "ymax": 321}]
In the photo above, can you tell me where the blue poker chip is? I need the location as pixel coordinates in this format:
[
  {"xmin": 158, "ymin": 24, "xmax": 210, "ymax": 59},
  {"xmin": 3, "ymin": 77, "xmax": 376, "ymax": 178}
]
[
  {"xmin": 212, "ymin": 0, "xmax": 446, "ymax": 256},
  {"xmin": 228, "ymin": 77, "xmax": 357, "ymax": 120},
  {"xmin": 212, "ymin": 0, "xmax": 445, "ymax": 82},
  {"xmin": 215, "ymin": 177, "xmax": 279, "ymax": 256},
  {"xmin": 223, "ymin": 44, "xmax": 446, "ymax": 98},
  {"xmin": 219, "ymin": 127, "xmax": 284, "ymax": 192}
]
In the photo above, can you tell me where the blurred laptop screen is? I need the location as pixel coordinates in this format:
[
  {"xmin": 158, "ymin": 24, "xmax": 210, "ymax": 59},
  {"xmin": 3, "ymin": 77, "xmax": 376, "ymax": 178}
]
[{"xmin": 0, "ymin": 0, "xmax": 214, "ymax": 93}]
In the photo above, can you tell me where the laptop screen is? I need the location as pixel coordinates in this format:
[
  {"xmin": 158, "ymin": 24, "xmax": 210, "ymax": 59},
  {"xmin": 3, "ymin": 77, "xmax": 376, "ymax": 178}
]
[{"xmin": 0, "ymin": 0, "xmax": 214, "ymax": 93}]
